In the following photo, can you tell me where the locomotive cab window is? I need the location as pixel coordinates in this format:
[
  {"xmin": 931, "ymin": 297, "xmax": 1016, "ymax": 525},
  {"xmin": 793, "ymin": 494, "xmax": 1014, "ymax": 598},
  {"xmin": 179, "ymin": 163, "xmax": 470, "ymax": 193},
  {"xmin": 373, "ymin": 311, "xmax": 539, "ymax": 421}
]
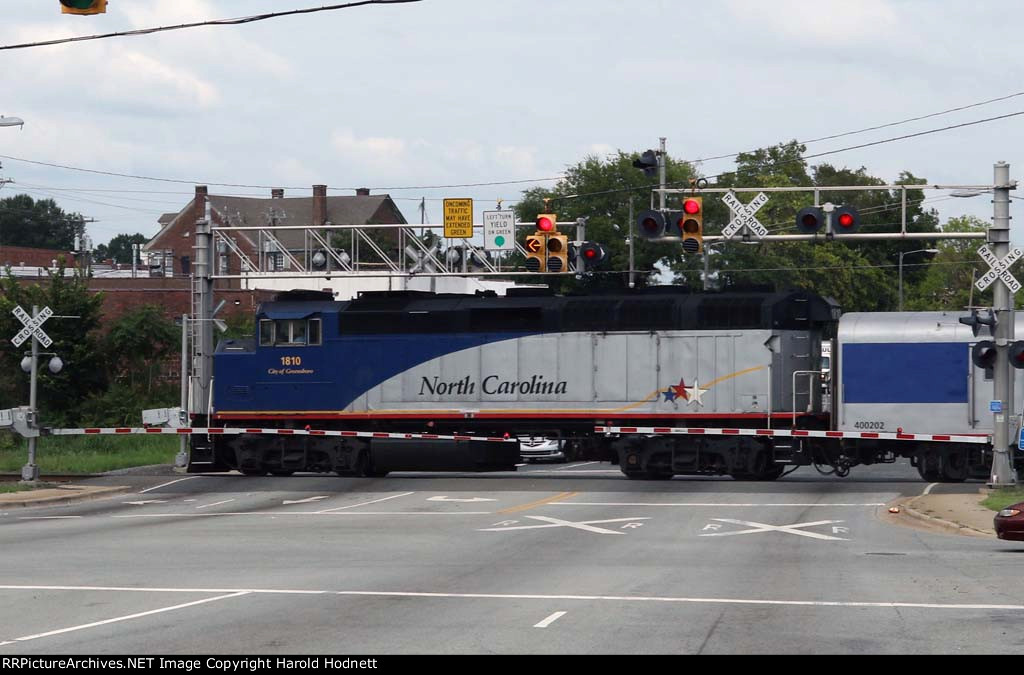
[{"xmin": 259, "ymin": 318, "xmax": 321, "ymax": 346}]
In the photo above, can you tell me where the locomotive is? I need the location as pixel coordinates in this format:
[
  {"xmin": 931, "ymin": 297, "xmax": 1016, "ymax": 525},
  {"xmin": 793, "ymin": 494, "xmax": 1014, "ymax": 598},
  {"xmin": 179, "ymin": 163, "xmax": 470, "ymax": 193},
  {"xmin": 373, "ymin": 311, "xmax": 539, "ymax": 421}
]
[{"xmin": 188, "ymin": 286, "xmax": 1024, "ymax": 481}]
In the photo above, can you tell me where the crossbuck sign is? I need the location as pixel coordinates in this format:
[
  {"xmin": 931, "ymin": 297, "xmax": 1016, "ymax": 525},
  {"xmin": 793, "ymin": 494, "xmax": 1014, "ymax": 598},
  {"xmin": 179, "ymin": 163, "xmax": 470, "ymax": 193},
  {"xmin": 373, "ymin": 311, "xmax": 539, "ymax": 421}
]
[
  {"xmin": 721, "ymin": 191, "xmax": 769, "ymax": 239},
  {"xmin": 975, "ymin": 244, "xmax": 1023, "ymax": 294},
  {"xmin": 11, "ymin": 306, "xmax": 53, "ymax": 348}
]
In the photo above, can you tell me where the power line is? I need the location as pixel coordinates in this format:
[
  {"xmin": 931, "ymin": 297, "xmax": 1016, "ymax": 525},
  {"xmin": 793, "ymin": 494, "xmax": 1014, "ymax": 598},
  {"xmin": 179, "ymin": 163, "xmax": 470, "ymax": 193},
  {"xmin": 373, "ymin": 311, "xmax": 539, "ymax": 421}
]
[{"xmin": 0, "ymin": 1, "xmax": 422, "ymax": 52}]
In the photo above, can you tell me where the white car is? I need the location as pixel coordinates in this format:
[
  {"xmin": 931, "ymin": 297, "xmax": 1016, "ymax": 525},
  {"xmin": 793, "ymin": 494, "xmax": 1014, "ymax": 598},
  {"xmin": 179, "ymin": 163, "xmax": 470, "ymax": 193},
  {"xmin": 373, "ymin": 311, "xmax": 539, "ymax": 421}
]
[{"xmin": 519, "ymin": 436, "xmax": 565, "ymax": 463}]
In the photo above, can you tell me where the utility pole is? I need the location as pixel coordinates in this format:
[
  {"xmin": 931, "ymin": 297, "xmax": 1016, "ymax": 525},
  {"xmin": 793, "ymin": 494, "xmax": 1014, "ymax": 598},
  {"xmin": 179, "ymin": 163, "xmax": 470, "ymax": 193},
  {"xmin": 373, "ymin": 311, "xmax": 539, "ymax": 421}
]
[{"xmin": 989, "ymin": 161, "xmax": 1018, "ymax": 487}]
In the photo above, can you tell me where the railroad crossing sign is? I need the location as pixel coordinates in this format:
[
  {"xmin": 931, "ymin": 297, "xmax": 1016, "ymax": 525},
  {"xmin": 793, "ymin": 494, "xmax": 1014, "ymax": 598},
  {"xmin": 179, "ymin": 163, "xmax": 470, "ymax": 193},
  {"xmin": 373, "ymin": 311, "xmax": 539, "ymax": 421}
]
[
  {"xmin": 11, "ymin": 306, "xmax": 53, "ymax": 348},
  {"xmin": 975, "ymin": 244, "xmax": 1023, "ymax": 294},
  {"xmin": 721, "ymin": 191, "xmax": 769, "ymax": 239}
]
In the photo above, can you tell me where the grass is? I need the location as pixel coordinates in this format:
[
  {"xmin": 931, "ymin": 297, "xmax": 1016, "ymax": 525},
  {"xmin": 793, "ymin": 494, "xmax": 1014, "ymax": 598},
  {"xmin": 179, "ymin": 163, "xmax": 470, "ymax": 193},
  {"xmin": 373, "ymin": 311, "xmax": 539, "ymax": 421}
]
[
  {"xmin": 981, "ymin": 487, "xmax": 1024, "ymax": 512},
  {"xmin": 0, "ymin": 483, "xmax": 35, "ymax": 493},
  {"xmin": 0, "ymin": 433, "xmax": 178, "ymax": 474}
]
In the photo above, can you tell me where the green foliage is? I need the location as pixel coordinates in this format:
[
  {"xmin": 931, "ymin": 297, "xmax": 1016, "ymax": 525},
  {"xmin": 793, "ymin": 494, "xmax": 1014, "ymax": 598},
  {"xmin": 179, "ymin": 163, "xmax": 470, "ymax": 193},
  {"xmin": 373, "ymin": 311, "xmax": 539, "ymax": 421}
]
[
  {"xmin": 104, "ymin": 233, "xmax": 149, "ymax": 264},
  {"xmin": 0, "ymin": 260, "xmax": 106, "ymax": 425},
  {"xmin": 904, "ymin": 215, "xmax": 992, "ymax": 311},
  {"xmin": 0, "ymin": 194, "xmax": 86, "ymax": 250},
  {"xmin": 514, "ymin": 151, "xmax": 697, "ymax": 291},
  {"xmin": 102, "ymin": 304, "xmax": 179, "ymax": 393},
  {"xmin": 0, "ymin": 433, "xmax": 178, "ymax": 474}
]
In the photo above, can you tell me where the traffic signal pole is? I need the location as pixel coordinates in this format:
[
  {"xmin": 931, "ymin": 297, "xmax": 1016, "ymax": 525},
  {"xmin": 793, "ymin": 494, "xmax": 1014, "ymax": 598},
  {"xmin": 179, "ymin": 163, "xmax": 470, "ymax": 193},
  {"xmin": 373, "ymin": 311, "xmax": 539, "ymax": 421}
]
[{"xmin": 990, "ymin": 161, "xmax": 1018, "ymax": 487}]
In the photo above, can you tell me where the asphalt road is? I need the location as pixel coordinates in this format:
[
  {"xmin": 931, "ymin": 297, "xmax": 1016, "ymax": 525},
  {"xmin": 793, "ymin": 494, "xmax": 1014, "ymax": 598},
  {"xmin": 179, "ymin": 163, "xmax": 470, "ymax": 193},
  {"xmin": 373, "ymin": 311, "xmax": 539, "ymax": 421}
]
[{"xmin": 1, "ymin": 460, "xmax": 1022, "ymax": 655}]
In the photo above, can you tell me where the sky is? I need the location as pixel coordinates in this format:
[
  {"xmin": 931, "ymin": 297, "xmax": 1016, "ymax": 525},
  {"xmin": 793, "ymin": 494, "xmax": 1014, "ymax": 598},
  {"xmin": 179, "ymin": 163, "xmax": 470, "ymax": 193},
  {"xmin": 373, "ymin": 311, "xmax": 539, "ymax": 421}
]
[{"xmin": 1, "ymin": 0, "xmax": 1023, "ymax": 247}]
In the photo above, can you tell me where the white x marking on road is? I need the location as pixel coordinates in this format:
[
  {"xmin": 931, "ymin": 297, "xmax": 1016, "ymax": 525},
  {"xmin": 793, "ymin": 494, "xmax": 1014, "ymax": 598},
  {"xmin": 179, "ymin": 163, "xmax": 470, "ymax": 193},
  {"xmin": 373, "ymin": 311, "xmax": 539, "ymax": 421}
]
[
  {"xmin": 480, "ymin": 515, "xmax": 650, "ymax": 535},
  {"xmin": 699, "ymin": 518, "xmax": 848, "ymax": 541}
]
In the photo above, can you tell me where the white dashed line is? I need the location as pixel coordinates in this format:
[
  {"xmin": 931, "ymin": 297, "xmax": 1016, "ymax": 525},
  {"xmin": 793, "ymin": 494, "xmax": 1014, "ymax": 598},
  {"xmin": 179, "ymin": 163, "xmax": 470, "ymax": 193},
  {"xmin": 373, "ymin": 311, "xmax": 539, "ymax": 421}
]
[
  {"xmin": 534, "ymin": 611, "xmax": 567, "ymax": 628},
  {"xmin": 315, "ymin": 491, "xmax": 415, "ymax": 513}
]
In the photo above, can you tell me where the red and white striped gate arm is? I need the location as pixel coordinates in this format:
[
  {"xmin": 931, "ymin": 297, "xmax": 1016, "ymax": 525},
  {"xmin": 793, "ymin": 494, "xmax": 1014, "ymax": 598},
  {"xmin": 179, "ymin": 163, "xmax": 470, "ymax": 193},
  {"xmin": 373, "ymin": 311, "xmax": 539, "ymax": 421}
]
[
  {"xmin": 593, "ymin": 425, "xmax": 992, "ymax": 445},
  {"xmin": 46, "ymin": 427, "xmax": 516, "ymax": 443}
]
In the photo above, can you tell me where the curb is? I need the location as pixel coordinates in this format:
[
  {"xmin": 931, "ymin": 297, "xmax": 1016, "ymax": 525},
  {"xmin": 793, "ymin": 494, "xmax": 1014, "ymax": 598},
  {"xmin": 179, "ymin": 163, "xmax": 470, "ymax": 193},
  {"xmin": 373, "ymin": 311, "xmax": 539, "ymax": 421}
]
[
  {"xmin": 898, "ymin": 496, "xmax": 995, "ymax": 538},
  {"xmin": 0, "ymin": 485, "xmax": 131, "ymax": 508}
]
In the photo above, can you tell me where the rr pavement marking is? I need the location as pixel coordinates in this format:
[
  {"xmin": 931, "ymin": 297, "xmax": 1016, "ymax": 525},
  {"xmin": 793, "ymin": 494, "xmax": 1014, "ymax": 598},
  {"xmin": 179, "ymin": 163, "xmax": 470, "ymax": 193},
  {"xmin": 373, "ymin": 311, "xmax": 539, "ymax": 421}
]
[
  {"xmin": 534, "ymin": 611, "xmax": 567, "ymax": 628},
  {"xmin": 481, "ymin": 515, "xmax": 650, "ymax": 535},
  {"xmin": 699, "ymin": 518, "xmax": 848, "ymax": 541},
  {"xmin": 499, "ymin": 491, "xmax": 578, "ymax": 514}
]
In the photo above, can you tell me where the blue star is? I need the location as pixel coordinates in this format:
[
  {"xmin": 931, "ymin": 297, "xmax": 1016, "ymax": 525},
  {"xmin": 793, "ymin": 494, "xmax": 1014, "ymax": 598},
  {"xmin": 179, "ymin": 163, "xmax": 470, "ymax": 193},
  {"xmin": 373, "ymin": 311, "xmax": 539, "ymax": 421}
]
[{"xmin": 662, "ymin": 387, "xmax": 678, "ymax": 402}]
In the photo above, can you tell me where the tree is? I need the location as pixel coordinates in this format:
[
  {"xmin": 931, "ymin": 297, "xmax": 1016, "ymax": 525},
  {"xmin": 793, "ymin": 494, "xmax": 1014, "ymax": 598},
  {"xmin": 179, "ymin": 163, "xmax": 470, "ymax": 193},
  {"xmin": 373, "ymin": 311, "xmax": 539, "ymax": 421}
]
[
  {"xmin": 905, "ymin": 215, "xmax": 993, "ymax": 311},
  {"xmin": 514, "ymin": 151, "xmax": 698, "ymax": 291},
  {"xmin": 0, "ymin": 258, "xmax": 106, "ymax": 426},
  {"xmin": 104, "ymin": 233, "xmax": 149, "ymax": 264},
  {"xmin": 0, "ymin": 194, "xmax": 86, "ymax": 250},
  {"xmin": 101, "ymin": 304, "xmax": 179, "ymax": 394},
  {"xmin": 668, "ymin": 141, "xmax": 941, "ymax": 312}
]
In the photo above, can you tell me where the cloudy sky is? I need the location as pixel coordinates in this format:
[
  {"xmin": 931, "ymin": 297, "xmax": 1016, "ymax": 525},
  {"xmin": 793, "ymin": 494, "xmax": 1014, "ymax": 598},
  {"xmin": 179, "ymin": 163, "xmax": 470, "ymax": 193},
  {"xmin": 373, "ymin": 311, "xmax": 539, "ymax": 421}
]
[{"xmin": 1, "ymin": 0, "xmax": 1022, "ymax": 246}]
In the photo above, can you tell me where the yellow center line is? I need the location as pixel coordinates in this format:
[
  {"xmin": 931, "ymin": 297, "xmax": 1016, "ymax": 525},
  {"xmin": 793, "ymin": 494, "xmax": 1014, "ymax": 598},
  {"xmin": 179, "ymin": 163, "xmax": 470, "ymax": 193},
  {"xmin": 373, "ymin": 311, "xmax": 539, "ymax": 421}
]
[{"xmin": 499, "ymin": 491, "xmax": 579, "ymax": 514}]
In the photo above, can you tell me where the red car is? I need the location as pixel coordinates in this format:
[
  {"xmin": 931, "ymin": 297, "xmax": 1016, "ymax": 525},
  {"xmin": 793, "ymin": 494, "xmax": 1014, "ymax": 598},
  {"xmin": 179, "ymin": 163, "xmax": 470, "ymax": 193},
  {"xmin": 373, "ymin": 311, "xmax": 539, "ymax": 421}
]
[{"xmin": 994, "ymin": 501, "xmax": 1024, "ymax": 541}]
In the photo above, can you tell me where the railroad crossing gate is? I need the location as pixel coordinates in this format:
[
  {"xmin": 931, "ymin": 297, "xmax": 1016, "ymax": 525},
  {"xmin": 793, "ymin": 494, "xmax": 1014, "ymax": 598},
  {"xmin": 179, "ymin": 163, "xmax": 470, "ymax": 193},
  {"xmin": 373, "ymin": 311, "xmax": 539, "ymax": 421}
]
[{"xmin": 11, "ymin": 306, "xmax": 53, "ymax": 348}]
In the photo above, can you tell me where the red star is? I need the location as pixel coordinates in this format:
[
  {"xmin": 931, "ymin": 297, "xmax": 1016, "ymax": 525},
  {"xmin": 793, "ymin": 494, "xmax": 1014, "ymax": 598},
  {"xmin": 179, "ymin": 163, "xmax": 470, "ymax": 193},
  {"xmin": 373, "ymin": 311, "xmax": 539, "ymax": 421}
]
[{"xmin": 671, "ymin": 378, "xmax": 689, "ymax": 400}]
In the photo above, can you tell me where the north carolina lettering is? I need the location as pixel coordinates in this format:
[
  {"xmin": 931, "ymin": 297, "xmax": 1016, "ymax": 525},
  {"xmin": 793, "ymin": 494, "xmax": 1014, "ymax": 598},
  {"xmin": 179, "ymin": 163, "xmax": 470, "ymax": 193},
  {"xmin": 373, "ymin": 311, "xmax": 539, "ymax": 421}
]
[{"xmin": 418, "ymin": 374, "xmax": 568, "ymax": 396}]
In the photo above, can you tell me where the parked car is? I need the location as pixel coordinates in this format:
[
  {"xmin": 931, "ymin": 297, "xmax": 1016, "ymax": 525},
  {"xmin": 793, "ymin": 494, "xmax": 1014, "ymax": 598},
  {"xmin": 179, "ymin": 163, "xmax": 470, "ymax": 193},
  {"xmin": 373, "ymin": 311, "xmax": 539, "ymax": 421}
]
[
  {"xmin": 994, "ymin": 501, "xmax": 1024, "ymax": 541},
  {"xmin": 519, "ymin": 436, "xmax": 565, "ymax": 463}
]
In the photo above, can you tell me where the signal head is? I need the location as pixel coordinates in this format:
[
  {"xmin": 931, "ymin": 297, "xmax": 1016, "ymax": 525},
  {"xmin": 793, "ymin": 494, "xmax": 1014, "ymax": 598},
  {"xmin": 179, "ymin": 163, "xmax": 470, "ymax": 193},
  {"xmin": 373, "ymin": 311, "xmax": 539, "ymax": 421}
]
[
  {"xmin": 636, "ymin": 209, "xmax": 666, "ymax": 239},
  {"xmin": 1010, "ymin": 341, "xmax": 1024, "ymax": 369},
  {"xmin": 796, "ymin": 206, "xmax": 824, "ymax": 234},
  {"xmin": 971, "ymin": 340, "xmax": 998, "ymax": 370},
  {"xmin": 535, "ymin": 213, "xmax": 557, "ymax": 233},
  {"xmin": 832, "ymin": 206, "xmax": 860, "ymax": 234}
]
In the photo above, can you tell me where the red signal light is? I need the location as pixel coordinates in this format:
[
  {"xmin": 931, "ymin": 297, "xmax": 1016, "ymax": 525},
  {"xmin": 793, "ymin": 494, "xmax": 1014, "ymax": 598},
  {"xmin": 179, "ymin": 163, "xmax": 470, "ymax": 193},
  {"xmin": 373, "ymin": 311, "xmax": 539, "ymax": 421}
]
[
  {"xmin": 683, "ymin": 198, "xmax": 701, "ymax": 215},
  {"xmin": 535, "ymin": 214, "xmax": 556, "ymax": 232},
  {"xmin": 583, "ymin": 247, "xmax": 598, "ymax": 259},
  {"xmin": 838, "ymin": 213, "xmax": 854, "ymax": 228}
]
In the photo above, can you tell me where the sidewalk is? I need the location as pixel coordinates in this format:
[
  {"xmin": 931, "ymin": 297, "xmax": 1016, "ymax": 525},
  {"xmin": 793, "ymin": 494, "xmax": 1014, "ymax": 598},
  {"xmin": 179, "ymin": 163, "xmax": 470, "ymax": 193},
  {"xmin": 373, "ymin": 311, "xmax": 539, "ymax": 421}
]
[
  {"xmin": 897, "ymin": 489, "xmax": 996, "ymax": 537},
  {"xmin": 0, "ymin": 483, "xmax": 130, "ymax": 507}
]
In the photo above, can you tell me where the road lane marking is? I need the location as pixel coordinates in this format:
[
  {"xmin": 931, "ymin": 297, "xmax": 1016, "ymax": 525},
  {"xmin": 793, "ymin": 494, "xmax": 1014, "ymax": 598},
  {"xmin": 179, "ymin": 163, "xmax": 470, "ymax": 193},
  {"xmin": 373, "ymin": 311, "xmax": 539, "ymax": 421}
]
[
  {"xmin": 553, "ymin": 502, "xmax": 885, "ymax": 507},
  {"xmin": 17, "ymin": 516, "xmax": 82, "ymax": 520},
  {"xmin": 195, "ymin": 499, "xmax": 235, "ymax": 510},
  {"xmin": 316, "ymin": 491, "xmax": 415, "ymax": 514},
  {"xmin": 0, "ymin": 591, "xmax": 250, "ymax": 646},
  {"xmin": 427, "ymin": 496, "xmax": 497, "ymax": 503},
  {"xmin": 283, "ymin": 496, "xmax": 329, "ymax": 505},
  {"xmin": 553, "ymin": 462, "xmax": 600, "ymax": 470},
  {"xmin": 112, "ymin": 511, "xmax": 492, "ymax": 518},
  {"xmin": 481, "ymin": 515, "xmax": 650, "ymax": 535},
  {"xmin": 699, "ymin": 518, "xmax": 848, "ymax": 541},
  {"xmin": 923, "ymin": 483, "xmax": 939, "ymax": 496},
  {"xmin": 499, "ymin": 492, "xmax": 578, "ymax": 514},
  {"xmin": 138, "ymin": 476, "xmax": 201, "ymax": 494},
  {"xmin": 2, "ymin": 585, "xmax": 1023, "ymax": 612},
  {"xmin": 534, "ymin": 611, "xmax": 567, "ymax": 628}
]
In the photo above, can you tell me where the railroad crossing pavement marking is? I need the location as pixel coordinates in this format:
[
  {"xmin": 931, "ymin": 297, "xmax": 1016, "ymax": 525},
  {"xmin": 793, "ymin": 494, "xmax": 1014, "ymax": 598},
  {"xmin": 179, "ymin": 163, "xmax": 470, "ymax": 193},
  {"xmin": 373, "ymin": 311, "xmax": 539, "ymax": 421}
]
[
  {"xmin": 700, "ymin": 518, "xmax": 849, "ymax": 541},
  {"xmin": 480, "ymin": 515, "xmax": 650, "ymax": 535}
]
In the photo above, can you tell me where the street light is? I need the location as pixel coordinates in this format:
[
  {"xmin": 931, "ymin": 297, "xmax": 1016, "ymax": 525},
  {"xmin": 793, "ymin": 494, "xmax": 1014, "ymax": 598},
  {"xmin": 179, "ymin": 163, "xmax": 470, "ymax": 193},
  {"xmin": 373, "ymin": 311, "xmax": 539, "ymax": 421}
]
[{"xmin": 898, "ymin": 248, "xmax": 939, "ymax": 311}]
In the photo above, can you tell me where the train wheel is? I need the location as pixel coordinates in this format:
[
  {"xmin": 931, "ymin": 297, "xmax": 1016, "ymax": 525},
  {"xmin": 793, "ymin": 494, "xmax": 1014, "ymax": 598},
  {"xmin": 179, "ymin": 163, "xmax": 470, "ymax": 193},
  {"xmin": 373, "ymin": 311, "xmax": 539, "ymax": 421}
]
[{"xmin": 941, "ymin": 450, "xmax": 968, "ymax": 483}]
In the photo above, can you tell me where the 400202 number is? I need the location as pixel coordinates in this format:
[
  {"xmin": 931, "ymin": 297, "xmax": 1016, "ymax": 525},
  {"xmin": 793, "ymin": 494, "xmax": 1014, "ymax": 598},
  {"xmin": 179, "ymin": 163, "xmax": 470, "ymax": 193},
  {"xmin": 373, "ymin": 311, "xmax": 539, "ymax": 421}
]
[{"xmin": 853, "ymin": 421, "xmax": 885, "ymax": 430}]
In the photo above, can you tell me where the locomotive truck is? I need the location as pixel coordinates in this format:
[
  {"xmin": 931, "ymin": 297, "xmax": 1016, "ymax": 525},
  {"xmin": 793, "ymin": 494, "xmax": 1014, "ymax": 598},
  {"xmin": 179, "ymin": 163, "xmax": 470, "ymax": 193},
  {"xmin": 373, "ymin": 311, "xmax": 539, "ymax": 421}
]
[{"xmin": 187, "ymin": 286, "xmax": 1024, "ymax": 481}]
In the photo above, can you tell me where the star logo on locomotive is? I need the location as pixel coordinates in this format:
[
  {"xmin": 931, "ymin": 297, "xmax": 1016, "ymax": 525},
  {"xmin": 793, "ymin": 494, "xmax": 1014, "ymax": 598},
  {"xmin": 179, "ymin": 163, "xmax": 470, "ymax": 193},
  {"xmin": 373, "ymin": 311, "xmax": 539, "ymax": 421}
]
[
  {"xmin": 661, "ymin": 378, "xmax": 689, "ymax": 402},
  {"xmin": 661, "ymin": 377, "xmax": 709, "ymax": 407}
]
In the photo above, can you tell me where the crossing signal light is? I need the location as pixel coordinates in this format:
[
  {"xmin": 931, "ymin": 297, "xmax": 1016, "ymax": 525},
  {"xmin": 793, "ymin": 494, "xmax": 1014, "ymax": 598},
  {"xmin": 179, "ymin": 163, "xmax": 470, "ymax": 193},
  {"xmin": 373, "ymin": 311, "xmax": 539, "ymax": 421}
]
[
  {"xmin": 636, "ymin": 209, "xmax": 666, "ymax": 239},
  {"xmin": 578, "ymin": 241, "xmax": 608, "ymax": 271},
  {"xmin": 972, "ymin": 341, "xmax": 997, "ymax": 370},
  {"xmin": 525, "ymin": 234, "xmax": 545, "ymax": 272},
  {"xmin": 546, "ymin": 233, "xmax": 569, "ymax": 273},
  {"xmin": 678, "ymin": 197, "xmax": 703, "ymax": 254},
  {"xmin": 1010, "ymin": 341, "xmax": 1024, "ymax": 369},
  {"xmin": 832, "ymin": 206, "xmax": 860, "ymax": 234},
  {"xmin": 535, "ymin": 213, "xmax": 557, "ymax": 233},
  {"xmin": 632, "ymin": 150, "xmax": 658, "ymax": 177},
  {"xmin": 61, "ymin": 0, "xmax": 106, "ymax": 14},
  {"xmin": 796, "ymin": 206, "xmax": 824, "ymax": 234}
]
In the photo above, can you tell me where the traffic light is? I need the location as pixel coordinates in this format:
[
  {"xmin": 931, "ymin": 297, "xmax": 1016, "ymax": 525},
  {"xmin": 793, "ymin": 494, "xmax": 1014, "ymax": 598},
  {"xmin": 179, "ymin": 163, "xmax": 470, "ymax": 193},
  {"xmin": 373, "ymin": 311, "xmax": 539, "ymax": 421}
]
[
  {"xmin": 972, "ymin": 340, "xmax": 997, "ymax": 370},
  {"xmin": 535, "ymin": 213, "xmax": 557, "ymax": 234},
  {"xmin": 60, "ymin": 0, "xmax": 106, "ymax": 14},
  {"xmin": 546, "ymin": 233, "xmax": 569, "ymax": 273},
  {"xmin": 832, "ymin": 205, "xmax": 860, "ymax": 234},
  {"xmin": 678, "ymin": 196, "xmax": 703, "ymax": 254},
  {"xmin": 636, "ymin": 209, "xmax": 666, "ymax": 239},
  {"xmin": 632, "ymin": 150, "xmax": 658, "ymax": 177},
  {"xmin": 959, "ymin": 309, "xmax": 997, "ymax": 337},
  {"xmin": 1009, "ymin": 341, "xmax": 1024, "ymax": 369},
  {"xmin": 525, "ymin": 234, "xmax": 545, "ymax": 272},
  {"xmin": 578, "ymin": 241, "xmax": 608, "ymax": 271},
  {"xmin": 796, "ymin": 206, "xmax": 824, "ymax": 234}
]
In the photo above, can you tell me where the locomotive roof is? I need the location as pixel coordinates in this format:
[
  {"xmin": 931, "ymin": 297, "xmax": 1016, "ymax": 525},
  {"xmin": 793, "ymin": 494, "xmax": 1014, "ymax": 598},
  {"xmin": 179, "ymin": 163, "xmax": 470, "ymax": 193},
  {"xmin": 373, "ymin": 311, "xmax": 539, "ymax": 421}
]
[{"xmin": 273, "ymin": 287, "xmax": 839, "ymax": 334}]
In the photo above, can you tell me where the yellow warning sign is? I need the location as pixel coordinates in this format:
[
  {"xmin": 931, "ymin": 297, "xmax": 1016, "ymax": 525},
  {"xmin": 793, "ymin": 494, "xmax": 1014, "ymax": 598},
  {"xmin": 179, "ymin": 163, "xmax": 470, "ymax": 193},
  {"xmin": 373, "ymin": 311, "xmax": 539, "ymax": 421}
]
[{"xmin": 444, "ymin": 198, "xmax": 473, "ymax": 238}]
